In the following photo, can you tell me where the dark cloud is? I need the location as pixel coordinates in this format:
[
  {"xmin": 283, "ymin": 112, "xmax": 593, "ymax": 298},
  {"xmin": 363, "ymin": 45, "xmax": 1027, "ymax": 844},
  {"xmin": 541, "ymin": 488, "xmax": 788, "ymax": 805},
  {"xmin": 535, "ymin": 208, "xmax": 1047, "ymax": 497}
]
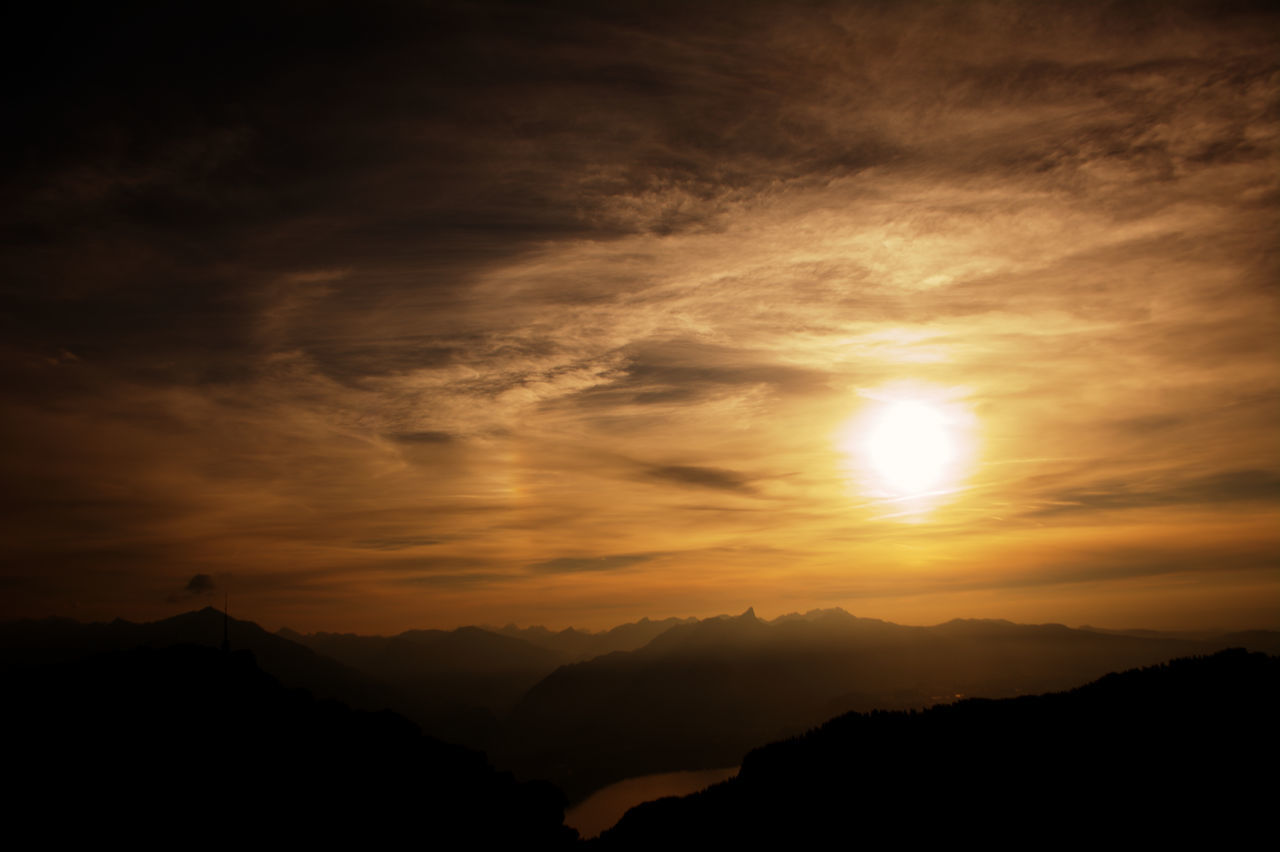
[
  {"xmin": 578, "ymin": 340, "xmax": 831, "ymax": 408},
  {"xmin": 1005, "ymin": 547, "xmax": 1280, "ymax": 590},
  {"xmin": 1028, "ymin": 469, "xmax": 1280, "ymax": 517},
  {"xmin": 529, "ymin": 553, "xmax": 661, "ymax": 574},
  {"xmin": 164, "ymin": 573, "xmax": 217, "ymax": 603},
  {"xmin": 352, "ymin": 536, "xmax": 442, "ymax": 551},
  {"xmin": 388, "ymin": 431, "xmax": 455, "ymax": 445},
  {"xmin": 395, "ymin": 572, "xmax": 516, "ymax": 588},
  {"xmin": 5, "ymin": 0, "xmax": 1275, "ymax": 388},
  {"xmin": 185, "ymin": 574, "xmax": 216, "ymax": 595},
  {"xmin": 644, "ymin": 465, "xmax": 755, "ymax": 494}
]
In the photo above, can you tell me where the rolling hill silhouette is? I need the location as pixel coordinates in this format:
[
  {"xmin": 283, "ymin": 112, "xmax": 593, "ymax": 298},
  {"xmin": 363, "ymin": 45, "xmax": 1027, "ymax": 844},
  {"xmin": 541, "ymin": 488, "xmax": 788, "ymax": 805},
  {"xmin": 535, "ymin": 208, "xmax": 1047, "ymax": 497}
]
[{"xmin": 593, "ymin": 649, "xmax": 1278, "ymax": 847}]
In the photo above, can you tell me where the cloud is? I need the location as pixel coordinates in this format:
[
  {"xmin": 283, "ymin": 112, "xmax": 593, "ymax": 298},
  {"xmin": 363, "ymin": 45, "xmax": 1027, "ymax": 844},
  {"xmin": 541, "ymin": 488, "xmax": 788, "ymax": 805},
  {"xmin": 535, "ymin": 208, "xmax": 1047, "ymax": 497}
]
[
  {"xmin": 388, "ymin": 431, "xmax": 455, "ymax": 445},
  {"xmin": 529, "ymin": 553, "xmax": 662, "ymax": 574},
  {"xmin": 185, "ymin": 574, "xmax": 216, "ymax": 594},
  {"xmin": 1027, "ymin": 469, "xmax": 1280, "ymax": 518},
  {"xmin": 643, "ymin": 465, "xmax": 755, "ymax": 495},
  {"xmin": 165, "ymin": 573, "xmax": 217, "ymax": 603},
  {"xmin": 395, "ymin": 572, "xmax": 517, "ymax": 588},
  {"xmin": 2, "ymin": 1, "xmax": 1277, "ymax": 630},
  {"xmin": 576, "ymin": 340, "xmax": 832, "ymax": 408},
  {"xmin": 352, "ymin": 536, "xmax": 442, "ymax": 551}
]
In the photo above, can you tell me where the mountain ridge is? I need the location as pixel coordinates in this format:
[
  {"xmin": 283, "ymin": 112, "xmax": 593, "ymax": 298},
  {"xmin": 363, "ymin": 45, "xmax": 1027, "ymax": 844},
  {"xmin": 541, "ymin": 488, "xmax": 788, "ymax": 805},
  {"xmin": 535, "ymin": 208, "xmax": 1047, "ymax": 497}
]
[{"xmin": 595, "ymin": 648, "xmax": 1279, "ymax": 847}]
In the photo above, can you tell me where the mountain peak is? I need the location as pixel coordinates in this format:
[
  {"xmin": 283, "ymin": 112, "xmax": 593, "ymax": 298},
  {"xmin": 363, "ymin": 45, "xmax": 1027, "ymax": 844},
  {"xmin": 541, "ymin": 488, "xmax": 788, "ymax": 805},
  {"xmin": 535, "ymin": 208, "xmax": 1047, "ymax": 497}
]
[{"xmin": 738, "ymin": 607, "xmax": 757, "ymax": 621}]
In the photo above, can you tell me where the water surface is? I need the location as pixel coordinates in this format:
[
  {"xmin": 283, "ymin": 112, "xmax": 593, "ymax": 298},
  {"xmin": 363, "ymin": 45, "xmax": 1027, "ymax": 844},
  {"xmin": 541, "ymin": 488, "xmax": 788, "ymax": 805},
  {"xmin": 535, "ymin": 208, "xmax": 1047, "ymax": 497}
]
[{"xmin": 565, "ymin": 766, "xmax": 739, "ymax": 839}]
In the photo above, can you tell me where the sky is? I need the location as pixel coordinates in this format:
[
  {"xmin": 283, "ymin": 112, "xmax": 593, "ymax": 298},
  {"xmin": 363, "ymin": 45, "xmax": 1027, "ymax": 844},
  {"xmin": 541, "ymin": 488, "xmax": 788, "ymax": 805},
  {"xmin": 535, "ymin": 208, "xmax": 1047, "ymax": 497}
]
[{"xmin": 2, "ymin": 0, "xmax": 1277, "ymax": 633}]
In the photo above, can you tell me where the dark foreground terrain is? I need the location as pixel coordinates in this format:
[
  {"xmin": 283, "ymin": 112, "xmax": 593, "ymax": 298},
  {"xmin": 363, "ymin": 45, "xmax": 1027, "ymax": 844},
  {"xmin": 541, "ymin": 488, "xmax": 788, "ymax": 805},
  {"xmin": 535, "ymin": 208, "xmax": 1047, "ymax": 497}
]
[
  {"xmin": 5, "ymin": 645, "xmax": 577, "ymax": 848},
  {"xmin": 594, "ymin": 649, "xmax": 1278, "ymax": 848},
  {"xmin": 3, "ymin": 616, "xmax": 1275, "ymax": 849}
]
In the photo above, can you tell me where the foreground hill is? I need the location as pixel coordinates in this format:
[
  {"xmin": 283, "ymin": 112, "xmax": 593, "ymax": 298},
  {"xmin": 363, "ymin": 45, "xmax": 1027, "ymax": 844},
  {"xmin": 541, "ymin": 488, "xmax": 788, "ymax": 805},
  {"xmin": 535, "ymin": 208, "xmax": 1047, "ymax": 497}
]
[
  {"xmin": 0, "ymin": 607, "xmax": 385, "ymax": 705},
  {"xmin": 595, "ymin": 649, "xmax": 1278, "ymax": 847},
  {"xmin": 504, "ymin": 608, "xmax": 1278, "ymax": 800},
  {"xmin": 4, "ymin": 644, "xmax": 577, "ymax": 848},
  {"xmin": 0, "ymin": 609, "xmax": 517, "ymax": 749}
]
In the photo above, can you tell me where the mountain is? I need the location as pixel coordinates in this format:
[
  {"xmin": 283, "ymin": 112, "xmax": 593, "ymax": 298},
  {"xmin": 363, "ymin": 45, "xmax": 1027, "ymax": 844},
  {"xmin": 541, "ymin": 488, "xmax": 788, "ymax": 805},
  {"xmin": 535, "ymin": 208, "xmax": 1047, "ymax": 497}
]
[
  {"xmin": 1079, "ymin": 624, "xmax": 1280, "ymax": 654},
  {"xmin": 0, "ymin": 606, "xmax": 388, "ymax": 708},
  {"xmin": 490, "ymin": 616, "xmax": 699, "ymax": 661},
  {"xmin": 503, "ymin": 608, "xmax": 1278, "ymax": 800},
  {"xmin": 9, "ymin": 606, "xmax": 1276, "ymax": 810},
  {"xmin": 595, "ymin": 649, "xmax": 1279, "ymax": 847},
  {"xmin": 4, "ymin": 643, "xmax": 577, "ymax": 848},
  {"xmin": 281, "ymin": 625, "xmax": 565, "ymax": 747},
  {"xmin": 0, "ymin": 609, "xmax": 551, "ymax": 753}
]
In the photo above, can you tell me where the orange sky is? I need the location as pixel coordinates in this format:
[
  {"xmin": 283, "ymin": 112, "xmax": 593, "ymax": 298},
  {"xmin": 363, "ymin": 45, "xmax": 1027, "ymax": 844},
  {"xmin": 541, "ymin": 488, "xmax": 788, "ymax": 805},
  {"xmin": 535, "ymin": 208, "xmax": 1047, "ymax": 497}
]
[{"xmin": 2, "ymin": 1, "xmax": 1277, "ymax": 633}]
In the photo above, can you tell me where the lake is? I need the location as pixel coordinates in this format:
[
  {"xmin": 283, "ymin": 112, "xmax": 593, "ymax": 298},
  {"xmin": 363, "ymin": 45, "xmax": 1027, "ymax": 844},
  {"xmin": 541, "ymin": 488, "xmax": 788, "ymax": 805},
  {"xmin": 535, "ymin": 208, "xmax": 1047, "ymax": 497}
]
[{"xmin": 564, "ymin": 766, "xmax": 740, "ymax": 839}]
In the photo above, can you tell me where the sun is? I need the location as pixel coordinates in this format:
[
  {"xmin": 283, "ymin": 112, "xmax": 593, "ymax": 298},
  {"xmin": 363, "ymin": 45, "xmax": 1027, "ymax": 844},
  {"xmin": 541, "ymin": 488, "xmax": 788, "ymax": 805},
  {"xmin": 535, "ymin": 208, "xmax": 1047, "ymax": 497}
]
[
  {"xmin": 865, "ymin": 400, "xmax": 955, "ymax": 494},
  {"xmin": 838, "ymin": 389, "xmax": 977, "ymax": 510}
]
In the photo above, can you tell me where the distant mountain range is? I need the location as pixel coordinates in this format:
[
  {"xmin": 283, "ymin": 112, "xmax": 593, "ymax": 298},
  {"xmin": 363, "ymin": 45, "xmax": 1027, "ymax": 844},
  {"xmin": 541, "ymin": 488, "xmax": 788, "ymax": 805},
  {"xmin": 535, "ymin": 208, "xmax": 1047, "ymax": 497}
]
[
  {"xmin": 4, "ymin": 606, "xmax": 1276, "ymax": 804},
  {"xmin": 500, "ymin": 607, "xmax": 1280, "ymax": 799},
  {"xmin": 488, "ymin": 616, "xmax": 699, "ymax": 661},
  {"xmin": 6, "ymin": 623, "xmax": 1272, "ymax": 847},
  {"xmin": 278, "ymin": 614, "xmax": 700, "ymax": 751},
  {"xmin": 594, "ymin": 648, "xmax": 1279, "ymax": 847}
]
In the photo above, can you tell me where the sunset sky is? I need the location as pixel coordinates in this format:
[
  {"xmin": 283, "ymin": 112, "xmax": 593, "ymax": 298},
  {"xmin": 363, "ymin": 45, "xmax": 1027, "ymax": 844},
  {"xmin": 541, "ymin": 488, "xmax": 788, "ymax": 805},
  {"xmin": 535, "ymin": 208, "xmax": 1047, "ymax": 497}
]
[{"xmin": 3, "ymin": 0, "xmax": 1277, "ymax": 633}]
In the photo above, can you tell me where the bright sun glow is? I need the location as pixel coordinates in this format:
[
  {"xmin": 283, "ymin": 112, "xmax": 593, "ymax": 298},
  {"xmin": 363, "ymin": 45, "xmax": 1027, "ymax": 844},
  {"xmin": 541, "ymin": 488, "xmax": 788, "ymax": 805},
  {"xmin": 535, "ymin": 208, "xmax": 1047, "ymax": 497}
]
[
  {"xmin": 865, "ymin": 400, "xmax": 955, "ymax": 494},
  {"xmin": 838, "ymin": 388, "xmax": 977, "ymax": 513}
]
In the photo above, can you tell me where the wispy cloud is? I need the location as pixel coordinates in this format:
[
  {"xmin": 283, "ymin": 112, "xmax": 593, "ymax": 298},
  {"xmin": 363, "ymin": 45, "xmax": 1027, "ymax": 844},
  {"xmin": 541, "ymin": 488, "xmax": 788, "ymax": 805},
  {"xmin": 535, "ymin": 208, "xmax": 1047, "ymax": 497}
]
[
  {"xmin": 529, "ymin": 553, "xmax": 664, "ymax": 575},
  {"xmin": 2, "ymin": 1, "xmax": 1276, "ymax": 631}
]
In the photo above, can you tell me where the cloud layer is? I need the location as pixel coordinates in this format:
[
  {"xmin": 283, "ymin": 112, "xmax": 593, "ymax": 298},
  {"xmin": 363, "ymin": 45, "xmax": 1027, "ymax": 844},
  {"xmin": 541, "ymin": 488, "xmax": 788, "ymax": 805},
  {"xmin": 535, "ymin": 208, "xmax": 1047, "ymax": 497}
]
[{"xmin": 2, "ymin": 1, "xmax": 1277, "ymax": 631}]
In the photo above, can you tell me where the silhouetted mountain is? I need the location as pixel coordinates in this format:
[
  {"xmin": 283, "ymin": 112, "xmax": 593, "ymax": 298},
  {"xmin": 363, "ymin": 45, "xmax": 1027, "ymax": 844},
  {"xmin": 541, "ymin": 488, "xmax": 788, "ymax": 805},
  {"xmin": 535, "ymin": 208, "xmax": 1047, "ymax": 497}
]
[
  {"xmin": 278, "ymin": 617, "xmax": 701, "ymax": 750},
  {"xmin": 10, "ymin": 607, "xmax": 1276, "ymax": 813},
  {"xmin": 5, "ymin": 644, "xmax": 577, "ymax": 847},
  {"xmin": 0, "ymin": 610, "xmax": 536, "ymax": 753},
  {"xmin": 491, "ymin": 616, "xmax": 699, "ymax": 661},
  {"xmin": 503, "ymin": 608, "xmax": 1278, "ymax": 800},
  {"xmin": 282, "ymin": 625, "xmax": 565, "ymax": 747},
  {"xmin": 594, "ymin": 649, "xmax": 1278, "ymax": 847},
  {"xmin": 0, "ymin": 607, "xmax": 385, "ymax": 706},
  {"xmin": 286, "ymin": 625, "xmax": 561, "ymax": 705},
  {"xmin": 1079, "ymin": 624, "xmax": 1280, "ymax": 654}
]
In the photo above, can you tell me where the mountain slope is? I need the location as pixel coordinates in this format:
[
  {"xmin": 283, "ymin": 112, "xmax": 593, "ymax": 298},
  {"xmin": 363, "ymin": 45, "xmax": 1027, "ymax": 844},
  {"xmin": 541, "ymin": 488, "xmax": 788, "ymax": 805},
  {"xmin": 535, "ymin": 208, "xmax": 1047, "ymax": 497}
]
[
  {"xmin": 596, "ymin": 649, "xmax": 1279, "ymax": 847},
  {"xmin": 284, "ymin": 625, "xmax": 565, "ymax": 715},
  {"xmin": 491, "ymin": 616, "xmax": 699, "ymax": 661},
  {"xmin": 504, "ymin": 608, "xmax": 1274, "ymax": 800},
  {"xmin": 0, "ymin": 607, "xmax": 386, "ymax": 707},
  {"xmin": 4, "ymin": 643, "xmax": 577, "ymax": 848}
]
